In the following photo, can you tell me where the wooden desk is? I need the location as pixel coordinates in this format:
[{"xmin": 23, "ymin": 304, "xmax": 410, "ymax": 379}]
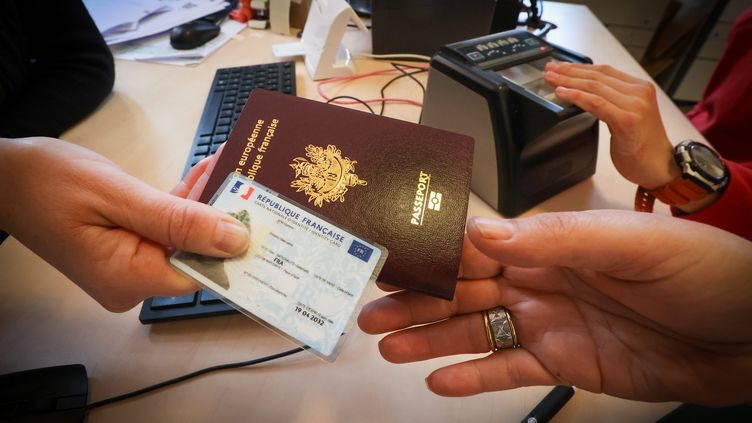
[{"xmin": 1, "ymin": 3, "xmax": 703, "ymax": 421}]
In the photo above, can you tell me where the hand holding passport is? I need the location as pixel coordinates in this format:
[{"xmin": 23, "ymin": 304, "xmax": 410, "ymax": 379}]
[{"xmin": 197, "ymin": 89, "xmax": 474, "ymax": 299}]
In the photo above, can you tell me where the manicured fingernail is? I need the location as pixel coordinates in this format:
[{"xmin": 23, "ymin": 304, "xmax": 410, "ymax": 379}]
[
  {"xmin": 215, "ymin": 219, "xmax": 250, "ymax": 254},
  {"xmin": 472, "ymin": 217, "xmax": 514, "ymax": 240}
]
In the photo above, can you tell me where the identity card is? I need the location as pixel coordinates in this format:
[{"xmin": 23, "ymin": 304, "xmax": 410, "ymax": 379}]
[{"xmin": 170, "ymin": 173, "xmax": 387, "ymax": 361}]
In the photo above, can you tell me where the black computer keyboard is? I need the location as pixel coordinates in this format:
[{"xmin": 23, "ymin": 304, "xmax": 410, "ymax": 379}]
[{"xmin": 139, "ymin": 61, "xmax": 296, "ymax": 324}]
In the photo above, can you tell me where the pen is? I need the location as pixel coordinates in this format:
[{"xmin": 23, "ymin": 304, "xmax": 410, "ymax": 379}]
[{"xmin": 521, "ymin": 385, "xmax": 575, "ymax": 423}]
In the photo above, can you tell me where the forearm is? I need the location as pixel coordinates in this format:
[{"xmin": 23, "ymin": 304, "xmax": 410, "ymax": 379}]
[{"xmin": 674, "ymin": 161, "xmax": 752, "ymax": 241}]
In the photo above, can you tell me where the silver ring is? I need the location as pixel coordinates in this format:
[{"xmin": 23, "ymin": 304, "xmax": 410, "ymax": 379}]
[{"xmin": 484, "ymin": 306, "xmax": 519, "ymax": 351}]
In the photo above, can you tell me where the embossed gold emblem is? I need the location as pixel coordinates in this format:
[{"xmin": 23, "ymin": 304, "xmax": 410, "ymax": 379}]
[{"xmin": 289, "ymin": 144, "xmax": 367, "ymax": 207}]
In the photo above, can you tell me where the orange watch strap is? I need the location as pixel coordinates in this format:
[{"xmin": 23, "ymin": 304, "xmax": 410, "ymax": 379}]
[
  {"xmin": 635, "ymin": 178, "xmax": 708, "ymax": 212},
  {"xmin": 652, "ymin": 178, "xmax": 707, "ymax": 205},
  {"xmin": 635, "ymin": 186, "xmax": 655, "ymax": 212}
]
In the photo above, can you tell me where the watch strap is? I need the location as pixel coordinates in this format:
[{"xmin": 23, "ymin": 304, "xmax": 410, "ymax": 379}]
[
  {"xmin": 635, "ymin": 186, "xmax": 656, "ymax": 212},
  {"xmin": 651, "ymin": 177, "xmax": 708, "ymax": 205},
  {"xmin": 635, "ymin": 177, "xmax": 708, "ymax": 212}
]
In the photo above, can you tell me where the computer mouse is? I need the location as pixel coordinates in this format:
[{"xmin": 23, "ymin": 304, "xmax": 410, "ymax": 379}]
[{"xmin": 170, "ymin": 19, "xmax": 221, "ymax": 50}]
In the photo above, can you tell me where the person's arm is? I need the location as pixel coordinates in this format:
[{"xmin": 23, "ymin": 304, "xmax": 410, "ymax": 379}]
[
  {"xmin": 0, "ymin": 137, "xmax": 248, "ymax": 312},
  {"xmin": 543, "ymin": 63, "xmax": 722, "ymax": 212},
  {"xmin": 358, "ymin": 211, "xmax": 752, "ymax": 405},
  {"xmin": 673, "ymin": 160, "xmax": 752, "ymax": 241},
  {"xmin": 0, "ymin": 0, "xmax": 115, "ymax": 138}
]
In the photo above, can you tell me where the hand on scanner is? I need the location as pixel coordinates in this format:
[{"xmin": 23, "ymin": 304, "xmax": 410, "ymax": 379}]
[
  {"xmin": 358, "ymin": 211, "xmax": 752, "ymax": 405},
  {"xmin": 0, "ymin": 138, "xmax": 248, "ymax": 312},
  {"xmin": 543, "ymin": 63, "xmax": 725, "ymax": 214},
  {"xmin": 544, "ymin": 63, "xmax": 681, "ymax": 187}
]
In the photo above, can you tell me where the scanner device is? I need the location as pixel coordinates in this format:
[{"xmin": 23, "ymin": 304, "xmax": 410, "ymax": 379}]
[{"xmin": 420, "ymin": 30, "xmax": 599, "ymax": 216}]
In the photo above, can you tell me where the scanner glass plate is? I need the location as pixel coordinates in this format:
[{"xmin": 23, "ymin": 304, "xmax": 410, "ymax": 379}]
[{"xmin": 496, "ymin": 58, "xmax": 570, "ymax": 107}]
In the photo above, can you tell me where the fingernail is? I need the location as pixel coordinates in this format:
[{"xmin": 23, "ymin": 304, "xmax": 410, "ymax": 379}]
[
  {"xmin": 214, "ymin": 219, "xmax": 250, "ymax": 255},
  {"xmin": 472, "ymin": 217, "xmax": 514, "ymax": 240}
]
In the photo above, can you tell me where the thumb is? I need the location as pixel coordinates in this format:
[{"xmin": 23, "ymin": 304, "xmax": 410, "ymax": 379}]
[
  {"xmin": 108, "ymin": 181, "xmax": 250, "ymax": 257},
  {"xmin": 465, "ymin": 210, "xmax": 695, "ymax": 275}
]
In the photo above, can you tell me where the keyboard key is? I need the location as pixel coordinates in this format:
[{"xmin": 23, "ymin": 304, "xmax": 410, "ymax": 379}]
[
  {"xmin": 217, "ymin": 117, "xmax": 231, "ymax": 126},
  {"xmin": 199, "ymin": 290, "xmax": 223, "ymax": 304},
  {"xmin": 215, "ymin": 125, "xmax": 230, "ymax": 134},
  {"xmin": 219, "ymin": 110, "xmax": 232, "ymax": 118},
  {"xmin": 197, "ymin": 96, "xmax": 222, "ymax": 136},
  {"xmin": 212, "ymin": 134, "xmax": 228, "ymax": 143},
  {"xmin": 197, "ymin": 135, "xmax": 211, "ymax": 146},
  {"xmin": 194, "ymin": 145, "xmax": 209, "ymax": 155},
  {"xmin": 151, "ymin": 293, "xmax": 197, "ymax": 309},
  {"xmin": 210, "ymin": 143, "xmax": 224, "ymax": 153}
]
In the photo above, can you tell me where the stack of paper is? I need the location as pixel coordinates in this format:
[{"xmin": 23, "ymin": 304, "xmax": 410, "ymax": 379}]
[
  {"xmin": 110, "ymin": 19, "xmax": 246, "ymax": 66},
  {"xmin": 84, "ymin": 0, "xmax": 243, "ymax": 66}
]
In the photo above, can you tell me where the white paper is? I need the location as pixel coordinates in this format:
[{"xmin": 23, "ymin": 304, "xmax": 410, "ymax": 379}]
[
  {"xmin": 84, "ymin": 0, "xmax": 229, "ymax": 45},
  {"xmin": 272, "ymin": 42, "xmax": 306, "ymax": 58},
  {"xmin": 111, "ymin": 19, "xmax": 245, "ymax": 66},
  {"xmin": 84, "ymin": 0, "xmax": 169, "ymax": 35}
]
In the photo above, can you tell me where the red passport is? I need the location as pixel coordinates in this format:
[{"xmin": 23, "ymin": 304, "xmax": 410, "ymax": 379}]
[{"xmin": 199, "ymin": 90, "xmax": 474, "ymax": 300}]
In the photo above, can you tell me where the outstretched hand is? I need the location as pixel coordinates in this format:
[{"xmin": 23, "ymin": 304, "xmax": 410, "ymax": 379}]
[
  {"xmin": 358, "ymin": 210, "xmax": 752, "ymax": 406},
  {"xmin": 0, "ymin": 137, "xmax": 247, "ymax": 312}
]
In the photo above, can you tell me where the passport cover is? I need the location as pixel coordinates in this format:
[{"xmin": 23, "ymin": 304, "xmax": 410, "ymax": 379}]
[{"xmin": 199, "ymin": 89, "xmax": 474, "ymax": 300}]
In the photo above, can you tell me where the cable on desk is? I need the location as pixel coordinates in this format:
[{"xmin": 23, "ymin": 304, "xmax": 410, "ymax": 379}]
[
  {"xmin": 316, "ymin": 65, "xmax": 428, "ymax": 113},
  {"xmin": 85, "ymin": 345, "xmax": 309, "ymax": 411},
  {"xmin": 355, "ymin": 53, "xmax": 432, "ymax": 62},
  {"xmin": 326, "ymin": 95, "xmax": 376, "ymax": 114},
  {"xmin": 379, "ymin": 62, "xmax": 427, "ymax": 116},
  {"xmin": 520, "ymin": 0, "xmax": 558, "ymax": 38}
]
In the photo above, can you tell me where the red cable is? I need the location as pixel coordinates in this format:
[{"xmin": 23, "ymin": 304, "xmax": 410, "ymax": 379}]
[{"xmin": 316, "ymin": 65, "xmax": 428, "ymax": 108}]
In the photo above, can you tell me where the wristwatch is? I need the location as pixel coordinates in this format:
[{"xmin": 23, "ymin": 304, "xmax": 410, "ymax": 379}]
[{"xmin": 635, "ymin": 140, "xmax": 729, "ymax": 212}]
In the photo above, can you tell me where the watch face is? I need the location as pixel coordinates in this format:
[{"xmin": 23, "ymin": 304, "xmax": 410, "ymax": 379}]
[{"xmin": 689, "ymin": 144, "xmax": 725, "ymax": 180}]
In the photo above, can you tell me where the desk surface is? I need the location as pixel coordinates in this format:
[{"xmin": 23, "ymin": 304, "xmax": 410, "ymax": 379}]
[{"xmin": 1, "ymin": 3, "xmax": 703, "ymax": 422}]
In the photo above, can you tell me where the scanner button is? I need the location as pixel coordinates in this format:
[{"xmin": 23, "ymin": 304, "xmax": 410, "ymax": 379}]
[{"xmin": 151, "ymin": 294, "xmax": 197, "ymax": 309}]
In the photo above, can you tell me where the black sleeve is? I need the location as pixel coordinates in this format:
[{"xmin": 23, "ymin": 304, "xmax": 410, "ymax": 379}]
[{"xmin": 0, "ymin": 0, "xmax": 115, "ymax": 138}]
